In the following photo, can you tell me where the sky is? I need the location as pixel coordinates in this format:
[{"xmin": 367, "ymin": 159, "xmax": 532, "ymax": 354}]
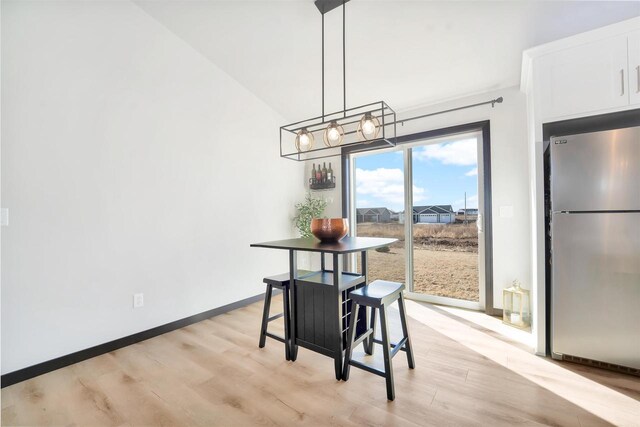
[{"xmin": 355, "ymin": 136, "xmax": 479, "ymax": 212}]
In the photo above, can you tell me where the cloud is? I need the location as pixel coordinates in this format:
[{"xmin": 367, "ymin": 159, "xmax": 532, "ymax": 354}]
[
  {"xmin": 412, "ymin": 185, "xmax": 426, "ymax": 203},
  {"xmin": 355, "ymin": 168, "xmax": 426, "ymax": 210},
  {"xmin": 452, "ymin": 194, "xmax": 479, "ymax": 211},
  {"xmin": 465, "ymin": 167, "xmax": 478, "ymax": 176},
  {"xmin": 414, "ymin": 138, "xmax": 477, "ymax": 166}
]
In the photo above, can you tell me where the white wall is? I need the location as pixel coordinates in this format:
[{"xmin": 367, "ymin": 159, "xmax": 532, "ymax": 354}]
[
  {"xmin": 1, "ymin": 0, "xmax": 304, "ymax": 374},
  {"xmin": 312, "ymin": 87, "xmax": 531, "ymax": 312}
]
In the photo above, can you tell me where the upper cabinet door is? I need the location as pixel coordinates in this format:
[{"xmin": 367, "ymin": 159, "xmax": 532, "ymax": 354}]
[
  {"xmin": 535, "ymin": 35, "xmax": 629, "ymax": 120},
  {"xmin": 629, "ymin": 30, "xmax": 640, "ymax": 106}
]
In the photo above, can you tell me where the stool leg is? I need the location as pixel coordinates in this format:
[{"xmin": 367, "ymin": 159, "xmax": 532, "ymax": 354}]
[
  {"xmin": 364, "ymin": 306, "xmax": 376, "ymax": 356},
  {"xmin": 379, "ymin": 304, "xmax": 395, "ymax": 401},
  {"xmin": 397, "ymin": 293, "xmax": 415, "ymax": 369},
  {"xmin": 342, "ymin": 303, "xmax": 360, "ymax": 381},
  {"xmin": 259, "ymin": 284, "xmax": 273, "ymax": 348},
  {"xmin": 282, "ymin": 285, "xmax": 291, "ymax": 361}
]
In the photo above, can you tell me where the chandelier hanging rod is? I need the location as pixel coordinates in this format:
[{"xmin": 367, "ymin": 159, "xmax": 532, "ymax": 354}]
[
  {"xmin": 322, "ymin": 12, "xmax": 324, "ymax": 120},
  {"xmin": 342, "ymin": 1, "xmax": 346, "ymax": 117},
  {"xmin": 285, "ymin": 96, "xmax": 503, "ymax": 134},
  {"xmin": 320, "ymin": 1, "xmax": 347, "ymax": 122}
]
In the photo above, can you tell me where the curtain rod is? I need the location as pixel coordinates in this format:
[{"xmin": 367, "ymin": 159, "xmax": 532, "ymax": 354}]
[{"xmin": 396, "ymin": 97, "xmax": 503, "ymax": 126}]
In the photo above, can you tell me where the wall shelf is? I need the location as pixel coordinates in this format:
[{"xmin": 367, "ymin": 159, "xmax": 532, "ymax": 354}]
[{"xmin": 309, "ymin": 177, "xmax": 336, "ymax": 190}]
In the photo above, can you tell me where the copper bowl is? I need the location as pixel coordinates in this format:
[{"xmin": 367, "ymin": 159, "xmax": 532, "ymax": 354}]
[{"xmin": 310, "ymin": 218, "xmax": 349, "ymax": 243}]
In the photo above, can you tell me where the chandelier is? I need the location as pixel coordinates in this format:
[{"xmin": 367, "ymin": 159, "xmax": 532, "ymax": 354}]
[{"xmin": 280, "ymin": 0, "xmax": 396, "ymax": 161}]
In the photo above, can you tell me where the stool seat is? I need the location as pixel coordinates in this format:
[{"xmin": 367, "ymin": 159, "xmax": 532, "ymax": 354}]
[{"xmin": 349, "ymin": 280, "xmax": 405, "ymax": 307}]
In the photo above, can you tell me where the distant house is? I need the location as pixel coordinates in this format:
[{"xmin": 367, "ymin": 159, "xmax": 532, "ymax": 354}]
[
  {"xmin": 356, "ymin": 207, "xmax": 394, "ymax": 223},
  {"xmin": 457, "ymin": 208, "xmax": 479, "ymax": 216},
  {"xmin": 399, "ymin": 205, "xmax": 455, "ymax": 224}
]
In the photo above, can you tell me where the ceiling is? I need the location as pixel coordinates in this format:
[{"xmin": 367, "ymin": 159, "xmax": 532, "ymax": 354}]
[{"xmin": 134, "ymin": 0, "xmax": 640, "ymax": 122}]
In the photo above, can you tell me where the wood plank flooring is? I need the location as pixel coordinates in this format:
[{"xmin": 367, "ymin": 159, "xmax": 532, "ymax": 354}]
[{"xmin": 2, "ymin": 297, "xmax": 639, "ymax": 426}]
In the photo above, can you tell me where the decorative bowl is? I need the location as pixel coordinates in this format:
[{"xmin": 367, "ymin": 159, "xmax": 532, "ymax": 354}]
[{"xmin": 310, "ymin": 218, "xmax": 349, "ymax": 243}]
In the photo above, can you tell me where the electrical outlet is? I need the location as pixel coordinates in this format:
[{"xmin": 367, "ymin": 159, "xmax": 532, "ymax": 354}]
[
  {"xmin": 133, "ymin": 293, "xmax": 144, "ymax": 308},
  {"xmin": 0, "ymin": 208, "xmax": 8, "ymax": 226}
]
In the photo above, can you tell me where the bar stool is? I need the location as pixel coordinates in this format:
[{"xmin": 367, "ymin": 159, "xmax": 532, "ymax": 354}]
[
  {"xmin": 342, "ymin": 280, "xmax": 415, "ymax": 401},
  {"xmin": 258, "ymin": 272, "xmax": 295, "ymax": 360}
]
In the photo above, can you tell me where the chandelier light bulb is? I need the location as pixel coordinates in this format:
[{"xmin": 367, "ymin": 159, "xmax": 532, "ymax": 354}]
[
  {"xmin": 295, "ymin": 128, "xmax": 314, "ymax": 152},
  {"xmin": 357, "ymin": 112, "xmax": 381, "ymax": 143},
  {"xmin": 323, "ymin": 121, "xmax": 344, "ymax": 147},
  {"xmin": 362, "ymin": 119, "xmax": 376, "ymax": 135}
]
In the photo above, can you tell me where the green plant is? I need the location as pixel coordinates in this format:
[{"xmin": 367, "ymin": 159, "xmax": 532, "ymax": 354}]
[{"xmin": 293, "ymin": 193, "xmax": 327, "ymax": 238}]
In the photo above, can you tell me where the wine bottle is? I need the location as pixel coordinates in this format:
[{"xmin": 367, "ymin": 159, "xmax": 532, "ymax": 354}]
[
  {"xmin": 315, "ymin": 164, "xmax": 322, "ymax": 182},
  {"xmin": 322, "ymin": 162, "xmax": 327, "ymax": 184},
  {"xmin": 327, "ymin": 162, "xmax": 333, "ymax": 183},
  {"xmin": 311, "ymin": 163, "xmax": 316, "ymax": 183}
]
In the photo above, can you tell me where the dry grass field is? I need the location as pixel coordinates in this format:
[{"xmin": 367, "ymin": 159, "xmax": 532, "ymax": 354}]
[{"xmin": 356, "ymin": 222, "xmax": 479, "ymax": 301}]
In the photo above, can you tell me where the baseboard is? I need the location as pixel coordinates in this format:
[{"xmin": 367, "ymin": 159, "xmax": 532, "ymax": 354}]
[{"xmin": 1, "ymin": 293, "xmax": 265, "ymax": 388}]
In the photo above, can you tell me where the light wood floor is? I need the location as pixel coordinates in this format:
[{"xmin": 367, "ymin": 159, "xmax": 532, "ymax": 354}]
[{"xmin": 2, "ymin": 297, "xmax": 639, "ymax": 426}]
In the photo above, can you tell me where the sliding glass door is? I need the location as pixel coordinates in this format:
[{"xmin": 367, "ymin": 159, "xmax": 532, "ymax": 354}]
[
  {"xmin": 408, "ymin": 134, "xmax": 482, "ymax": 308},
  {"xmin": 349, "ymin": 130, "xmax": 486, "ymax": 310}
]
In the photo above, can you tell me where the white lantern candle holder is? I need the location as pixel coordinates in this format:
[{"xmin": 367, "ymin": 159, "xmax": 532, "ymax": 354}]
[{"xmin": 503, "ymin": 280, "xmax": 531, "ymax": 330}]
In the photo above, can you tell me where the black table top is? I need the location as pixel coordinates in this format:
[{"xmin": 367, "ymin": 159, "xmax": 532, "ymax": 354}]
[{"xmin": 250, "ymin": 236, "xmax": 397, "ymax": 254}]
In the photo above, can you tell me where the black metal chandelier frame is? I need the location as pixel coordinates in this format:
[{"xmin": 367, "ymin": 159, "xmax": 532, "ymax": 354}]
[
  {"xmin": 279, "ymin": 0, "xmax": 397, "ymax": 162},
  {"xmin": 280, "ymin": 101, "xmax": 396, "ymax": 161}
]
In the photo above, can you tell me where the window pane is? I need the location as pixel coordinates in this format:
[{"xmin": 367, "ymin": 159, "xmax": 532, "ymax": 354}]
[{"xmin": 353, "ymin": 150, "xmax": 405, "ymax": 284}]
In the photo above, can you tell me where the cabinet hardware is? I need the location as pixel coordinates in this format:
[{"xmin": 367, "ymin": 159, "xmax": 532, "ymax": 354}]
[
  {"xmin": 636, "ymin": 65, "xmax": 640, "ymax": 94},
  {"xmin": 620, "ymin": 69, "xmax": 625, "ymax": 96}
]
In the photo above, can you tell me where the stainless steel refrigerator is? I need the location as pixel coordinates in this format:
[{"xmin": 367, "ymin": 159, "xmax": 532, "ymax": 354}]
[{"xmin": 551, "ymin": 126, "xmax": 640, "ymax": 370}]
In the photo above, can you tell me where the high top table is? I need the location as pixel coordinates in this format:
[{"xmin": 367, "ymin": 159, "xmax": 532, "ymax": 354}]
[{"xmin": 250, "ymin": 236, "xmax": 397, "ymax": 380}]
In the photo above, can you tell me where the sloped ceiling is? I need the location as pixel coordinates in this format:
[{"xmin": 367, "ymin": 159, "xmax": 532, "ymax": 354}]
[{"xmin": 134, "ymin": 0, "xmax": 640, "ymax": 122}]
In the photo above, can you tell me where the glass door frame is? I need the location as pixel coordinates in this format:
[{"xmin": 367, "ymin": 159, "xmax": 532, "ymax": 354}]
[{"xmin": 341, "ymin": 121, "xmax": 497, "ymax": 314}]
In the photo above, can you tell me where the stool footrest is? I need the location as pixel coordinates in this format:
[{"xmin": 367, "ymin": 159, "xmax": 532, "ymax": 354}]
[
  {"xmin": 267, "ymin": 313, "xmax": 284, "ymax": 322},
  {"xmin": 264, "ymin": 332, "xmax": 286, "ymax": 343},
  {"xmin": 352, "ymin": 328, "xmax": 373, "ymax": 349},
  {"xmin": 349, "ymin": 360, "xmax": 386, "ymax": 378},
  {"xmin": 390, "ymin": 337, "xmax": 408, "ymax": 358},
  {"xmin": 372, "ymin": 338, "xmax": 408, "ymax": 355}
]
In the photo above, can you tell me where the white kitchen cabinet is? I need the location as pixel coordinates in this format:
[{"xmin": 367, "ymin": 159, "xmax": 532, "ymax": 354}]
[
  {"xmin": 535, "ymin": 35, "xmax": 629, "ymax": 119},
  {"xmin": 629, "ymin": 30, "xmax": 640, "ymax": 106}
]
